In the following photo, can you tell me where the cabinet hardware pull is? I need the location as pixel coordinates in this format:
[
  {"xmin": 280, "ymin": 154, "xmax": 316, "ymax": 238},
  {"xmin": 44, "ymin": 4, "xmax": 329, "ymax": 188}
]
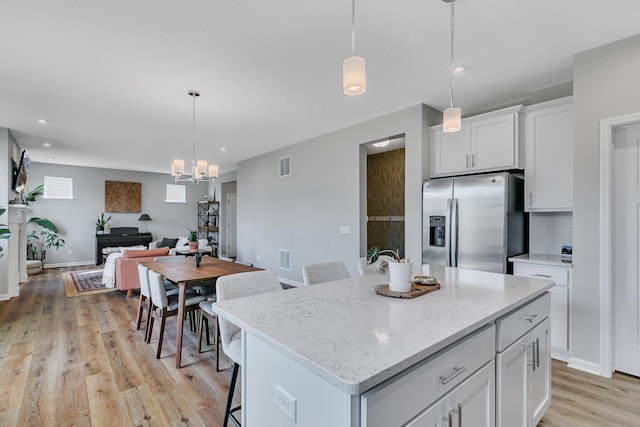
[
  {"xmin": 465, "ymin": 154, "xmax": 469, "ymax": 168},
  {"xmin": 530, "ymin": 273, "xmax": 552, "ymax": 278},
  {"xmin": 526, "ymin": 341, "xmax": 536, "ymax": 371},
  {"xmin": 529, "ymin": 190, "xmax": 533, "ymax": 205},
  {"xmin": 453, "ymin": 404, "xmax": 462, "ymax": 427},
  {"xmin": 520, "ymin": 313, "xmax": 541, "ymax": 323},
  {"xmin": 471, "ymin": 153, "xmax": 475, "ymax": 167},
  {"xmin": 439, "ymin": 366, "xmax": 467, "ymax": 385},
  {"xmin": 448, "ymin": 411, "xmax": 454, "ymax": 427},
  {"xmin": 535, "ymin": 338, "xmax": 540, "ymax": 368}
]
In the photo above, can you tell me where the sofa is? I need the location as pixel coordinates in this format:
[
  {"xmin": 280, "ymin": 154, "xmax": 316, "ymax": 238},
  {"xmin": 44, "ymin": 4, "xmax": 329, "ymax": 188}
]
[
  {"xmin": 150, "ymin": 237, "xmax": 212, "ymax": 255},
  {"xmin": 115, "ymin": 247, "xmax": 170, "ymax": 296}
]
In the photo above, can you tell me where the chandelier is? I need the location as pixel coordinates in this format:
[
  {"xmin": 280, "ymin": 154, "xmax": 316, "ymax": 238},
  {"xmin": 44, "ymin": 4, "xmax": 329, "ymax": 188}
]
[{"xmin": 171, "ymin": 90, "xmax": 218, "ymax": 183}]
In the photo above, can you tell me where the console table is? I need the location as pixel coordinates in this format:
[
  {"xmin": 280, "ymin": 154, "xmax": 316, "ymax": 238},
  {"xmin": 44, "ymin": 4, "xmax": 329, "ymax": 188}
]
[{"xmin": 95, "ymin": 227, "xmax": 152, "ymax": 265}]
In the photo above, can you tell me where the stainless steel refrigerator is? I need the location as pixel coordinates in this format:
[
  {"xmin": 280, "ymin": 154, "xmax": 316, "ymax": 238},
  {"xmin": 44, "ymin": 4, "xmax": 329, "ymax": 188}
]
[{"xmin": 422, "ymin": 172, "xmax": 525, "ymax": 273}]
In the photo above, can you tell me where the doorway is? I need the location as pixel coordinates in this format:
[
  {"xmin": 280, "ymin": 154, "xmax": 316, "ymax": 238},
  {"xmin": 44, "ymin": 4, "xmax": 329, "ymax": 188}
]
[
  {"xmin": 364, "ymin": 136, "xmax": 405, "ymax": 258},
  {"xmin": 613, "ymin": 124, "xmax": 640, "ymax": 377},
  {"xmin": 226, "ymin": 193, "xmax": 237, "ymax": 257}
]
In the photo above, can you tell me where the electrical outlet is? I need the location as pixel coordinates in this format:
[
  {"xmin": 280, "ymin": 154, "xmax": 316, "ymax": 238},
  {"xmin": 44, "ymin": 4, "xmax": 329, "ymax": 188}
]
[
  {"xmin": 339, "ymin": 225, "xmax": 350, "ymax": 234},
  {"xmin": 67, "ymin": 249, "xmax": 73, "ymax": 255},
  {"xmin": 275, "ymin": 385, "xmax": 296, "ymax": 421}
]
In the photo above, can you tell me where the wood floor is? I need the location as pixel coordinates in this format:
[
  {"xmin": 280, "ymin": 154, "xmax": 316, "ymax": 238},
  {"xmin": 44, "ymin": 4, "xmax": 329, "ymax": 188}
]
[{"xmin": 1, "ymin": 267, "xmax": 639, "ymax": 426}]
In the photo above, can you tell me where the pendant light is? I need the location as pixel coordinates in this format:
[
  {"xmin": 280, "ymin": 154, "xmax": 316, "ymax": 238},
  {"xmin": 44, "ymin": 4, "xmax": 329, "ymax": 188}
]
[
  {"xmin": 171, "ymin": 90, "xmax": 219, "ymax": 183},
  {"xmin": 443, "ymin": 0, "xmax": 461, "ymax": 133},
  {"xmin": 343, "ymin": 0, "xmax": 366, "ymax": 96}
]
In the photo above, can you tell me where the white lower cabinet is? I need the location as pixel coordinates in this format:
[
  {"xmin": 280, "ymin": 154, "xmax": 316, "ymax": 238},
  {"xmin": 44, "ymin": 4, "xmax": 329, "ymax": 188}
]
[
  {"xmin": 496, "ymin": 317, "xmax": 551, "ymax": 427},
  {"xmin": 407, "ymin": 361, "xmax": 495, "ymax": 427}
]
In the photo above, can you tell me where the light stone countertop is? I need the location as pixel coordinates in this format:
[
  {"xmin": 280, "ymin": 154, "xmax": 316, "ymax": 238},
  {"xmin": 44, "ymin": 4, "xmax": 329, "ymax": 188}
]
[
  {"xmin": 212, "ymin": 265, "xmax": 554, "ymax": 395},
  {"xmin": 509, "ymin": 253, "xmax": 573, "ymax": 268}
]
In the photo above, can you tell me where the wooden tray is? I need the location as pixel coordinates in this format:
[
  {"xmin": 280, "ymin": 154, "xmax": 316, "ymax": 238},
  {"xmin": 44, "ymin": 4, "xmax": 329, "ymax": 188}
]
[{"xmin": 375, "ymin": 282, "xmax": 441, "ymax": 299}]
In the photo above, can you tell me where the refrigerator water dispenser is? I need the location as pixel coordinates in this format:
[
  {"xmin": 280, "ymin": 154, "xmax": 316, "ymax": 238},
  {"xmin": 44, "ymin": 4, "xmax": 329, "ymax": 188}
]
[{"xmin": 429, "ymin": 216, "xmax": 446, "ymax": 247}]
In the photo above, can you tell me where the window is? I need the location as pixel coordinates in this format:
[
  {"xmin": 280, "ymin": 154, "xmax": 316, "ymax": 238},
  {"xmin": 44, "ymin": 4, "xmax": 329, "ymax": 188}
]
[
  {"xmin": 166, "ymin": 184, "xmax": 186, "ymax": 203},
  {"xmin": 43, "ymin": 176, "xmax": 73, "ymax": 199}
]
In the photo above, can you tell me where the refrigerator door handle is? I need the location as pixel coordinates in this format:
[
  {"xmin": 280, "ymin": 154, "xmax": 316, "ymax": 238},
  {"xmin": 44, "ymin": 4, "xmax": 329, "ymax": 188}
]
[
  {"xmin": 445, "ymin": 198, "xmax": 452, "ymax": 267},
  {"xmin": 451, "ymin": 198, "xmax": 459, "ymax": 267}
]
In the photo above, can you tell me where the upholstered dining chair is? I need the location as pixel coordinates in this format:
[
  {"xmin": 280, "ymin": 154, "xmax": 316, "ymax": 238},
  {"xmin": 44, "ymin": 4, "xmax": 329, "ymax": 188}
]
[
  {"xmin": 357, "ymin": 255, "xmax": 394, "ymax": 276},
  {"xmin": 216, "ymin": 270, "xmax": 284, "ymax": 427},
  {"xmin": 147, "ymin": 270, "xmax": 207, "ymax": 359},
  {"xmin": 302, "ymin": 261, "xmax": 351, "ymax": 285}
]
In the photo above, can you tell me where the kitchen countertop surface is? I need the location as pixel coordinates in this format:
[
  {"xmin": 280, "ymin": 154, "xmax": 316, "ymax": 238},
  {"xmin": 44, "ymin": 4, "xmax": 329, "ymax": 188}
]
[
  {"xmin": 509, "ymin": 253, "xmax": 573, "ymax": 268},
  {"xmin": 212, "ymin": 265, "xmax": 554, "ymax": 395}
]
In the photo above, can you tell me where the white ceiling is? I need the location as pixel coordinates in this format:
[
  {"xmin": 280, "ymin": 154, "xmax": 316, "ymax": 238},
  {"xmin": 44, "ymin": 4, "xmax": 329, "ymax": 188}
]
[{"xmin": 2, "ymin": 0, "xmax": 639, "ymax": 175}]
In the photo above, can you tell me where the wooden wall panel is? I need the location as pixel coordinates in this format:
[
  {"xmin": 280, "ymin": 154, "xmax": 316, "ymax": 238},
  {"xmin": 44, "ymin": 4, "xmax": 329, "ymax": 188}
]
[{"xmin": 104, "ymin": 181, "xmax": 141, "ymax": 213}]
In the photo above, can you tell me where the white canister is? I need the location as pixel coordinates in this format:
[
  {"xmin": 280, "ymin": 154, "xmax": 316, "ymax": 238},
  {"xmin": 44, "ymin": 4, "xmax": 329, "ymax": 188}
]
[{"xmin": 388, "ymin": 261, "xmax": 413, "ymax": 293}]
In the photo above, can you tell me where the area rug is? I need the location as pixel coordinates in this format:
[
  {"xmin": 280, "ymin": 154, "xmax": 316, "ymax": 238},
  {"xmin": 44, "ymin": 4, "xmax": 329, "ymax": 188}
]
[{"xmin": 62, "ymin": 270, "xmax": 116, "ymax": 298}]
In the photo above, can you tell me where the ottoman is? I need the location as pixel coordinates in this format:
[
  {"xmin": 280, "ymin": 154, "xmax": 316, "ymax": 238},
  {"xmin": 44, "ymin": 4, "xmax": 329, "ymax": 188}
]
[{"xmin": 26, "ymin": 260, "xmax": 43, "ymax": 275}]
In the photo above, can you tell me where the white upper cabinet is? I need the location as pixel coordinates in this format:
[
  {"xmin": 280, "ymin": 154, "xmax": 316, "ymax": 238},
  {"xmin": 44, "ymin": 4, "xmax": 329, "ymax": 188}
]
[
  {"xmin": 431, "ymin": 106, "xmax": 522, "ymax": 177},
  {"xmin": 523, "ymin": 97, "xmax": 573, "ymax": 211}
]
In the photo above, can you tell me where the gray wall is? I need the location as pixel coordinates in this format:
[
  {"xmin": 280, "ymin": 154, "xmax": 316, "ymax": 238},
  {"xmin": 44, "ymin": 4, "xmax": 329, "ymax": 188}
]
[
  {"xmin": 27, "ymin": 162, "xmax": 207, "ymax": 266},
  {"xmin": 237, "ymin": 104, "xmax": 440, "ymax": 283},
  {"xmin": 220, "ymin": 179, "xmax": 237, "ymax": 256},
  {"xmin": 572, "ymin": 33, "xmax": 640, "ymax": 366}
]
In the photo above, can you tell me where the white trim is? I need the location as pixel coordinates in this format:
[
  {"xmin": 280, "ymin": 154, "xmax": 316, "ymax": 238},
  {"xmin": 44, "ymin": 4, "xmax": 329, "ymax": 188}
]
[
  {"xmin": 567, "ymin": 357, "xmax": 604, "ymax": 377},
  {"xmin": 43, "ymin": 260, "xmax": 95, "ymax": 269},
  {"xmin": 599, "ymin": 112, "xmax": 640, "ymax": 378},
  {"xmin": 277, "ymin": 276, "xmax": 304, "ymax": 288}
]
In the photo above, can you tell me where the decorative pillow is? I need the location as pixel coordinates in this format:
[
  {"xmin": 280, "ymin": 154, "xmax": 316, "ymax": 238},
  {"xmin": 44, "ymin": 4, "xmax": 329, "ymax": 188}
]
[{"xmin": 158, "ymin": 237, "xmax": 179, "ymax": 249}]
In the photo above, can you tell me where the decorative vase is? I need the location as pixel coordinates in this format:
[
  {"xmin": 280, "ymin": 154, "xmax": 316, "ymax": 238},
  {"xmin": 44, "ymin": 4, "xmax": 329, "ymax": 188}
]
[
  {"xmin": 388, "ymin": 261, "xmax": 413, "ymax": 293},
  {"xmin": 188, "ymin": 241, "xmax": 198, "ymax": 250}
]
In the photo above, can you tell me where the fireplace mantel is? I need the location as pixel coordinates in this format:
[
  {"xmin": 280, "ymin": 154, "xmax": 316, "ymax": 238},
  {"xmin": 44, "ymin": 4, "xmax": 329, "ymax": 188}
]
[{"xmin": 5, "ymin": 204, "xmax": 31, "ymax": 299}]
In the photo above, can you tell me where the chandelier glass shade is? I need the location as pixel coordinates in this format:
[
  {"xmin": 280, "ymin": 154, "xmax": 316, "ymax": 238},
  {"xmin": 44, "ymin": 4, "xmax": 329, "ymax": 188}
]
[{"xmin": 171, "ymin": 90, "xmax": 218, "ymax": 183}]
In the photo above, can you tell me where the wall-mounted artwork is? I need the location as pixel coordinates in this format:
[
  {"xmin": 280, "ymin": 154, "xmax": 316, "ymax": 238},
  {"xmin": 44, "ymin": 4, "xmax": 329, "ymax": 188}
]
[{"xmin": 105, "ymin": 181, "xmax": 141, "ymax": 213}]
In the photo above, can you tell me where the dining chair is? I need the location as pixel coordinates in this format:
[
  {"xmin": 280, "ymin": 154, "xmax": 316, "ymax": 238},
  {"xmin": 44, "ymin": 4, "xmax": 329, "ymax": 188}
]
[
  {"xmin": 147, "ymin": 270, "xmax": 207, "ymax": 359},
  {"xmin": 197, "ymin": 299, "xmax": 225, "ymax": 371},
  {"xmin": 357, "ymin": 255, "xmax": 394, "ymax": 276},
  {"xmin": 216, "ymin": 270, "xmax": 284, "ymax": 427},
  {"xmin": 302, "ymin": 261, "xmax": 350, "ymax": 285},
  {"xmin": 135, "ymin": 265, "xmax": 155, "ymax": 342}
]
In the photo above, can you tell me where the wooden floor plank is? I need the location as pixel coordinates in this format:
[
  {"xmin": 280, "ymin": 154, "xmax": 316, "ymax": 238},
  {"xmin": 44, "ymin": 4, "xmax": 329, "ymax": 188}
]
[{"xmin": 2, "ymin": 267, "xmax": 640, "ymax": 426}]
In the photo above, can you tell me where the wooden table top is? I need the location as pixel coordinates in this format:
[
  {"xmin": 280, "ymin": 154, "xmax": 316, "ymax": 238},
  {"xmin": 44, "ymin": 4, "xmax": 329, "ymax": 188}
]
[{"xmin": 140, "ymin": 256, "xmax": 260, "ymax": 284}]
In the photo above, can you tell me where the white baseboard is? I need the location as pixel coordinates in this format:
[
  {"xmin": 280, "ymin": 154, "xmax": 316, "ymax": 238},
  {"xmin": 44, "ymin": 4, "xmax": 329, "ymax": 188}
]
[
  {"xmin": 567, "ymin": 357, "xmax": 606, "ymax": 377},
  {"xmin": 0, "ymin": 293, "xmax": 9, "ymax": 301},
  {"xmin": 551, "ymin": 348, "xmax": 571, "ymax": 363},
  {"xmin": 44, "ymin": 260, "xmax": 96, "ymax": 269},
  {"xmin": 278, "ymin": 276, "xmax": 304, "ymax": 288}
]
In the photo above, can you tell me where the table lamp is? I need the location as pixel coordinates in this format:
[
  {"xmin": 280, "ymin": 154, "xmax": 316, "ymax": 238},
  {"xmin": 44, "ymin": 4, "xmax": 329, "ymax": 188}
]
[{"xmin": 138, "ymin": 213, "xmax": 152, "ymax": 232}]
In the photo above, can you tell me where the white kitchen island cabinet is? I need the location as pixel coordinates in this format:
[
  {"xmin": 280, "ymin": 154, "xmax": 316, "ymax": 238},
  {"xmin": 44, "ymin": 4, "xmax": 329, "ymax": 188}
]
[{"xmin": 213, "ymin": 266, "xmax": 554, "ymax": 427}]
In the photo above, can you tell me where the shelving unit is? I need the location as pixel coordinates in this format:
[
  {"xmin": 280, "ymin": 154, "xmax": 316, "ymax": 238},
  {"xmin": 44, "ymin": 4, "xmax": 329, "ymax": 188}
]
[{"xmin": 197, "ymin": 200, "xmax": 219, "ymax": 257}]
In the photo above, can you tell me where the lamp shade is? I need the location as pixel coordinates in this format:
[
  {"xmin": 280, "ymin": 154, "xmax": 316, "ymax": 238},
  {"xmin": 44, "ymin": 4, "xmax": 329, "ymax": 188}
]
[
  {"xmin": 343, "ymin": 55, "xmax": 366, "ymax": 96},
  {"xmin": 197, "ymin": 160, "xmax": 208, "ymax": 175},
  {"xmin": 138, "ymin": 214, "xmax": 152, "ymax": 221},
  {"xmin": 443, "ymin": 107, "xmax": 462, "ymax": 133},
  {"xmin": 208, "ymin": 164, "xmax": 219, "ymax": 178},
  {"xmin": 171, "ymin": 159, "xmax": 184, "ymax": 176}
]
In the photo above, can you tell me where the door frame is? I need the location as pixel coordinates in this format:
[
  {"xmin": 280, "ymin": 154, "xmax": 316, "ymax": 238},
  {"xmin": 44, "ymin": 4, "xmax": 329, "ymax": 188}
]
[
  {"xmin": 599, "ymin": 112, "xmax": 640, "ymax": 377},
  {"xmin": 226, "ymin": 193, "xmax": 237, "ymax": 257}
]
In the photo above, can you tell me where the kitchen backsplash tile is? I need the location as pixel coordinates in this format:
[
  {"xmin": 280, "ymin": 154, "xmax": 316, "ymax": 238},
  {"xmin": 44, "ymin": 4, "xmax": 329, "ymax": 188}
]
[{"xmin": 529, "ymin": 212, "xmax": 573, "ymax": 255}]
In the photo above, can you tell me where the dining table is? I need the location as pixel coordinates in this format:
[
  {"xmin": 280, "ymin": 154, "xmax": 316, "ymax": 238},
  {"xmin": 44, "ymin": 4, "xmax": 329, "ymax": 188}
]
[{"xmin": 140, "ymin": 256, "xmax": 260, "ymax": 368}]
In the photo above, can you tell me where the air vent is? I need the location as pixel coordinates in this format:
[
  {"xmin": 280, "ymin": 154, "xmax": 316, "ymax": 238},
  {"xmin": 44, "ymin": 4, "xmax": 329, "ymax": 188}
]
[
  {"xmin": 279, "ymin": 156, "xmax": 291, "ymax": 177},
  {"xmin": 279, "ymin": 249, "xmax": 291, "ymax": 270}
]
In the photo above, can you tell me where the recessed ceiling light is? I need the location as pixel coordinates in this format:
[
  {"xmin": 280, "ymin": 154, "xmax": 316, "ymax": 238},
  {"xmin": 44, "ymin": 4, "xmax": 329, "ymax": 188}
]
[
  {"xmin": 372, "ymin": 140, "xmax": 390, "ymax": 148},
  {"xmin": 37, "ymin": 119, "xmax": 50, "ymax": 124},
  {"xmin": 46, "ymin": 156, "xmax": 55, "ymax": 161},
  {"xmin": 42, "ymin": 142, "xmax": 51, "ymax": 148},
  {"xmin": 453, "ymin": 64, "xmax": 467, "ymax": 73},
  {"xmin": 220, "ymin": 147, "xmax": 227, "ymax": 152}
]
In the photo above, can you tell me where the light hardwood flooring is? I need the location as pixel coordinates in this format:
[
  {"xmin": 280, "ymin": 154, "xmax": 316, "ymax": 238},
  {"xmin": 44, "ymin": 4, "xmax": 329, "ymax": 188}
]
[{"xmin": 1, "ymin": 267, "xmax": 639, "ymax": 426}]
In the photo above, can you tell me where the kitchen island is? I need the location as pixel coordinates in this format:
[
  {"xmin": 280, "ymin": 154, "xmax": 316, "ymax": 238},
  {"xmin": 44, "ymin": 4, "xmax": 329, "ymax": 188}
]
[{"xmin": 212, "ymin": 265, "xmax": 554, "ymax": 427}]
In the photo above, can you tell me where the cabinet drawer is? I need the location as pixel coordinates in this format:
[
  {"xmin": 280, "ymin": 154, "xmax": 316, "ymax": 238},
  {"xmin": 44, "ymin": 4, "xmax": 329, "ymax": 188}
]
[
  {"xmin": 513, "ymin": 263, "xmax": 569, "ymax": 286},
  {"xmin": 496, "ymin": 293, "xmax": 550, "ymax": 352},
  {"xmin": 361, "ymin": 325, "xmax": 496, "ymax": 427}
]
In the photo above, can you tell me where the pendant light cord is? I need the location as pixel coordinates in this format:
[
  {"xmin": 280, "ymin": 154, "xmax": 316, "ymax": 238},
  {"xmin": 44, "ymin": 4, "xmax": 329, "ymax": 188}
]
[
  {"xmin": 192, "ymin": 92, "xmax": 197, "ymax": 170},
  {"xmin": 449, "ymin": 0, "xmax": 455, "ymax": 109},
  {"xmin": 351, "ymin": 0, "xmax": 356, "ymax": 56}
]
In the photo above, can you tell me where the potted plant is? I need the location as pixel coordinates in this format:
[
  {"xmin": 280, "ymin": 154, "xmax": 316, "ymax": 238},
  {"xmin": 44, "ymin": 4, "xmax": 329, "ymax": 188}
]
[
  {"xmin": 187, "ymin": 229, "xmax": 199, "ymax": 250},
  {"xmin": 23, "ymin": 184, "xmax": 44, "ymax": 205},
  {"xmin": 0, "ymin": 207, "xmax": 12, "ymax": 258},
  {"xmin": 94, "ymin": 212, "xmax": 111, "ymax": 234},
  {"xmin": 367, "ymin": 246, "xmax": 413, "ymax": 293},
  {"xmin": 27, "ymin": 217, "xmax": 65, "ymax": 263}
]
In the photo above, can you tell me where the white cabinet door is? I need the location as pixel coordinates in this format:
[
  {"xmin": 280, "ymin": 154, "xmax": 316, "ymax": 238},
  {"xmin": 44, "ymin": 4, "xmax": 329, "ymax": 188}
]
[
  {"xmin": 471, "ymin": 113, "xmax": 517, "ymax": 171},
  {"xmin": 496, "ymin": 338, "xmax": 528, "ymax": 427},
  {"xmin": 449, "ymin": 361, "xmax": 495, "ymax": 427},
  {"xmin": 524, "ymin": 101, "xmax": 573, "ymax": 211},
  {"xmin": 405, "ymin": 398, "xmax": 448, "ymax": 427},
  {"xmin": 529, "ymin": 318, "xmax": 551, "ymax": 427},
  {"xmin": 549, "ymin": 285, "xmax": 569, "ymax": 351},
  {"xmin": 432, "ymin": 124, "xmax": 471, "ymax": 176}
]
